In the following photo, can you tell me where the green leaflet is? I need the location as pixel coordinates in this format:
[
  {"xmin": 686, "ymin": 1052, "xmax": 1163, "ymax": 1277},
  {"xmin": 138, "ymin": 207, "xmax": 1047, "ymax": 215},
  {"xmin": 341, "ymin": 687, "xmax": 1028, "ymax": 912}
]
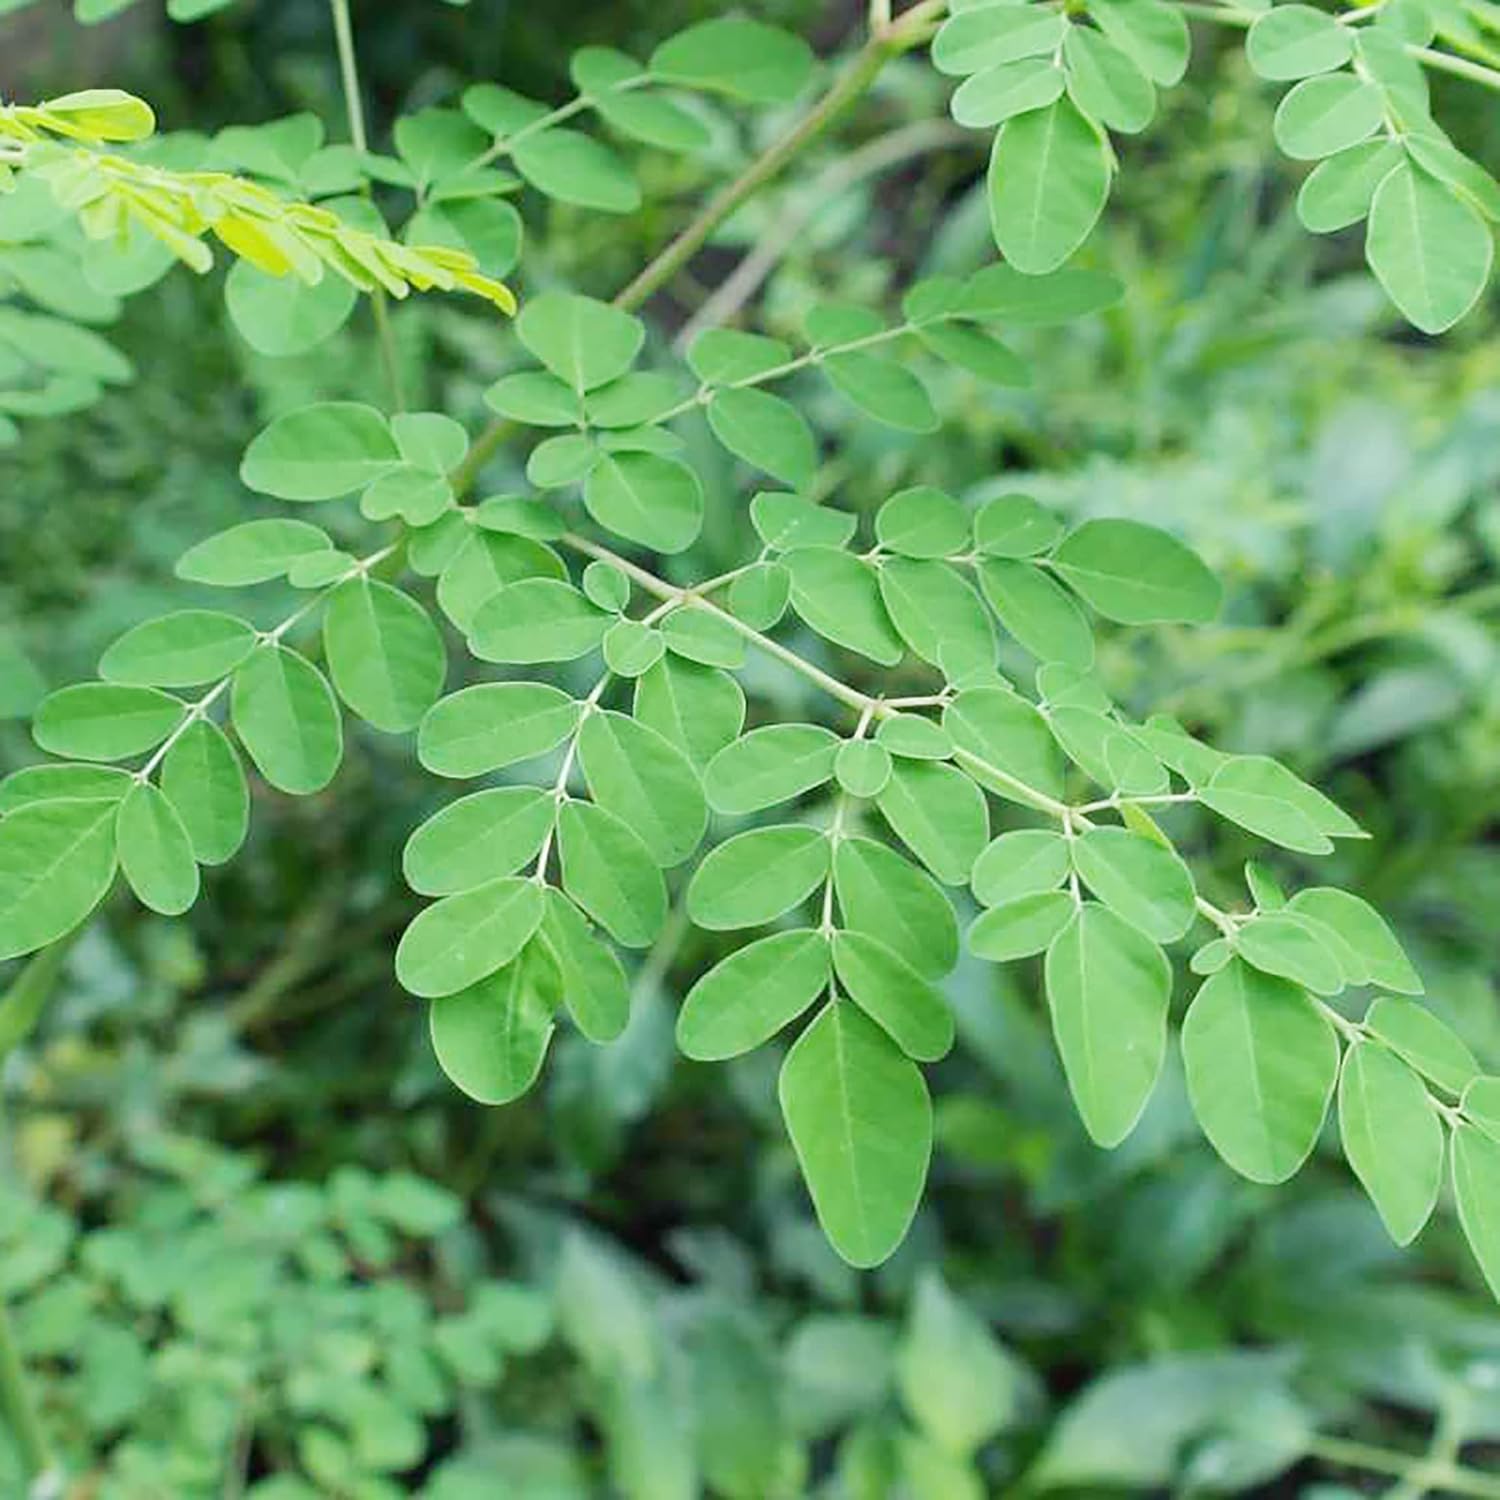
[
  {"xmin": 515, "ymin": 292, "xmax": 643, "ymax": 393},
  {"xmin": 1297, "ymin": 139, "xmax": 1404, "ymax": 233},
  {"xmin": 175, "ymin": 516, "xmax": 334, "ymax": 585},
  {"xmin": 577, "ymin": 709, "xmax": 707, "ymax": 867},
  {"xmin": 833, "ymin": 836, "xmax": 958, "ymax": 980},
  {"xmin": 822, "ymin": 353, "xmax": 937, "ymax": 432},
  {"xmin": 437, "ymin": 531, "xmax": 566, "ymax": 633},
  {"xmin": 34, "ymin": 683, "xmax": 184, "ymax": 762},
  {"xmin": 704, "ymin": 724, "xmax": 839, "ymax": 815},
  {"xmin": 1273, "ymin": 75, "xmax": 1382, "ymax": 162},
  {"xmin": 677, "ymin": 928, "xmax": 830, "ymax": 1060},
  {"xmin": 649, "ymin": 17, "xmax": 814, "ymax": 103},
  {"xmin": 602, "ymin": 619, "xmax": 664, "ymax": 678},
  {"xmin": 1046, "ymin": 903, "xmax": 1170, "ymax": 1147},
  {"xmin": 987, "ymin": 98, "xmax": 1112, "ymax": 276},
  {"xmin": 225, "ymin": 260, "xmax": 356, "ymax": 357},
  {"xmin": 359, "ymin": 466, "xmax": 453, "ymax": 527},
  {"xmin": 1049, "ymin": 519, "xmax": 1221, "ymax": 624},
  {"xmin": 831, "ymin": 929, "xmax": 954, "ymax": 1063},
  {"xmin": 486, "ymin": 370, "xmax": 582, "ymax": 426},
  {"xmin": 1048, "ymin": 706, "xmax": 1168, "ymax": 797},
  {"xmin": 686, "ymin": 825, "xmax": 830, "ymax": 930},
  {"xmin": 1339, "ymin": 1040, "xmax": 1444, "ymax": 1245},
  {"xmin": 934, "ymin": 5, "xmax": 1069, "ymax": 76},
  {"xmin": 1064, "ymin": 26, "xmax": 1155, "ymax": 135},
  {"xmin": 751, "ymin": 491, "xmax": 855, "ymax": 551},
  {"xmin": 971, "ymin": 829, "xmax": 1070, "ymax": 907},
  {"xmin": 876, "ymin": 713, "xmax": 952, "ymax": 761},
  {"xmin": 1071, "ymin": 825, "xmax": 1195, "ymax": 942},
  {"xmin": 778, "ymin": 1000, "xmax": 932, "ymax": 1269},
  {"xmin": 402, "ymin": 787, "xmax": 555, "ymax": 896},
  {"xmin": 1452, "ymin": 1125, "xmax": 1500, "ymax": 1300},
  {"xmin": 834, "ymin": 739, "xmax": 891, "ymax": 799},
  {"xmin": 1285, "ymin": 887, "xmax": 1422, "ymax": 993},
  {"xmin": 323, "ymin": 577, "xmax": 446, "ymax": 734},
  {"xmin": 878, "ymin": 558, "xmax": 995, "ymax": 670},
  {"xmin": 976, "ymin": 558, "xmax": 1094, "ymax": 668},
  {"xmin": 429, "ymin": 940, "xmax": 560, "ymax": 1105},
  {"xmin": 875, "ymin": 487, "xmax": 969, "ymax": 559},
  {"xmin": 231, "ymin": 645, "xmax": 343, "ymax": 796},
  {"xmin": 728, "ymin": 563, "xmax": 790, "ymax": 630},
  {"xmin": 974, "ymin": 494, "xmax": 1064, "ymax": 558},
  {"xmin": 690, "ymin": 330, "xmax": 791, "ymax": 385},
  {"xmin": 951, "ymin": 57, "xmax": 1065, "ymax": 130},
  {"xmin": 1181, "ymin": 959, "xmax": 1339, "ymax": 1183},
  {"xmin": 1235, "ymin": 911, "xmax": 1345, "ymax": 996},
  {"xmin": 512, "ymin": 129, "xmax": 641, "ymax": 214},
  {"xmin": 239, "ymin": 402, "xmax": 399, "ymax": 500},
  {"xmin": 0, "ymin": 798, "xmax": 118, "ymax": 961},
  {"xmin": 538, "ymin": 888, "xmax": 629, "ymax": 1043},
  {"xmin": 556, "ymin": 799, "xmax": 666, "ymax": 948},
  {"xmin": 969, "ymin": 890, "xmax": 1076, "ymax": 961},
  {"xmin": 116, "ymin": 781, "xmax": 199, "ymax": 917},
  {"xmin": 0, "ymin": 763, "xmax": 131, "ymax": 815},
  {"xmin": 1086, "ymin": 0, "xmax": 1189, "ymax": 86},
  {"xmin": 468, "ymin": 580, "xmax": 610, "ymax": 664},
  {"xmin": 632, "ymin": 656, "xmax": 745, "ymax": 770},
  {"xmin": 418, "ymin": 683, "xmax": 579, "ymax": 778},
  {"xmin": 1245, "ymin": 4, "xmax": 1353, "ymax": 80},
  {"xmin": 395, "ymin": 875, "xmax": 546, "ymax": 999},
  {"xmin": 944, "ymin": 688, "xmax": 1065, "ymax": 807},
  {"xmin": 784, "ymin": 548, "xmax": 905, "ymax": 667},
  {"xmin": 1364, "ymin": 996, "xmax": 1479, "ymax": 1095},
  {"xmin": 99, "ymin": 610, "xmax": 256, "ymax": 688},
  {"xmin": 1200, "ymin": 754, "xmax": 1362, "ymax": 855},
  {"xmin": 1464, "ymin": 1077, "xmax": 1500, "ymax": 1146},
  {"xmin": 660, "ymin": 609, "xmax": 745, "ymax": 670},
  {"xmin": 584, "ymin": 452, "xmax": 704, "ymax": 554},
  {"xmin": 1366, "ymin": 160, "xmax": 1494, "ymax": 335},
  {"xmin": 876, "ymin": 759, "xmax": 989, "ymax": 887},
  {"xmin": 706, "ymin": 387, "xmax": 817, "ymax": 491}
]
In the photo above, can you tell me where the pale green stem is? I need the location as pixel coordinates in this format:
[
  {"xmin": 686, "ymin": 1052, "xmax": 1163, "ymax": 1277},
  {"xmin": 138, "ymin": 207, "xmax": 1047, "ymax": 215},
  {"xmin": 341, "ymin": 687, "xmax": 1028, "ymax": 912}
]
[{"xmin": 1309, "ymin": 1435, "xmax": 1500, "ymax": 1498}]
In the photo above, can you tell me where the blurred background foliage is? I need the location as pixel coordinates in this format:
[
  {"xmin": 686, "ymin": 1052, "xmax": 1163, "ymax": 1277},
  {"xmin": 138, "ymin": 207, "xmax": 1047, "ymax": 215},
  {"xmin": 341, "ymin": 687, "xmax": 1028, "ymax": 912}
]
[{"xmin": 3, "ymin": 0, "xmax": 1500, "ymax": 1495}]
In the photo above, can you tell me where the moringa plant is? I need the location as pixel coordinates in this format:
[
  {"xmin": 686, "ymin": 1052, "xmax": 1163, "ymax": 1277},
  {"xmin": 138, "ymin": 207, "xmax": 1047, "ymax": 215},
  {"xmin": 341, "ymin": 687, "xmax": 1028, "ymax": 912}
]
[{"xmin": 4, "ymin": 0, "xmax": 1500, "ymax": 1313}]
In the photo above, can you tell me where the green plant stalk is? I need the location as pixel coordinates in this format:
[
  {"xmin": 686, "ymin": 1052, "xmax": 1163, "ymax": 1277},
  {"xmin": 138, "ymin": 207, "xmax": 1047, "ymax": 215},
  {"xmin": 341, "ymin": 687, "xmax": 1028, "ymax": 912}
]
[
  {"xmin": 1308, "ymin": 1435, "xmax": 1500, "ymax": 1498},
  {"xmin": 328, "ymin": 0, "xmax": 406, "ymax": 412},
  {"xmin": 452, "ymin": 0, "xmax": 950, "ymax": 494}
]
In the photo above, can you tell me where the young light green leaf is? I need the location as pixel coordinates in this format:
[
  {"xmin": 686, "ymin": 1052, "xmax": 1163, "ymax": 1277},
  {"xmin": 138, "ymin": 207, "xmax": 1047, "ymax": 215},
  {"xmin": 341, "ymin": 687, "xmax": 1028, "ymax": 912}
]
[
  {"xmin": 513, "ymin": 130, "xmax": 641, "ymax": 213},
  {"xmin": 1365, "ymin": 996, "xmax": 1479, "ymax": 1095},
  {"xmin": 429, "ymin": 941, "xmax": 559, "ymax": 1105},
  {"xmin": 602, "ymin": 619, "xmax": 665, "ymax": 678},
  {"xmin": 969, "ymin": 890, "xmax": 1077, "ymax": 960},
  {"xmin": 687, "ymin": 825, "xmax": 830, "ymax": 930},
  {"xmin": 1050, "ymin": 519, "xmax": 1221, "ymax": 624},
  {"xmin": 403, "ymin": 787, "xmax": 555, "ymax": 896},
  {"xmin": 0, "ymin": 764, "xmax": 131, "ymax": 815},
  {"xmin": 690, "ymin": 330, "xmax": 792, "ymax": 385},
  {"xmin": 659, "ymin": 609, "xmax": 745, "ymax": 670},
  {"xmin": 934, "ymin": 5, "xmax": 1068, "ymax": 75},
  {"xmin": 1181, "ymin": 959, "xmax": 1339, "ymax": 1183},
  {"xmin": 832, "ymin": 930, "xmax": 954, "ymax": 1063},
  {"xmin": 359, "ymin": 465, "xmax": 453, "ymax": 526},
  {"xmin": 584, "ymin": 452, "xmax": 704, "ymax": 554},
  {"xmin": 1086, "ymin": 0, "xmax": 1190, "ymax": 86},
  {"xmin": 395, "ymin": 875, "xmax": 545, "ymax": 999},
  {"xmin": 951, "ymin": 57, "xmax": 1065, "ymax": 130},
  {"xmin": 468, "ymin": 580, "xmax": 610, "ymax": 664},
  {"xmin": 418, "ymin": 683, "xmax": 579, "ymax": 778},
  {"xmin": 33, "ymin": 684, "xmax": 184, "ymax": 762},
  {"xmin": 1366, "ymin": 161, "xmax": 1494, "ymax": 335},
  {"xmin": 99, "ymin": 611, "xmax": 256, "ymax": 688},
  {"xmin": 1297, "ymin": 139, "xmax": 1403, "ymax": 232},
  {"xmin": 876, "ymin": 759, "xmax": 989, "ymax": 886},
  {"xmin": 834, "ymin": 836, "xmax": 959, "ymax": 979},
  {"xmin": 677, "ymin": 928, "xmax": 830, "ymax": 1060},
  {"xmin": 823, "ymin": 354, "xmax": 937, "ymax": 433},
  {"xmin": 1339, "ymin": 1040, "xmax": 1444, "ymax": 1245},
  {"xmin": 876, "ymin": 713, "xmax": 953, "ymax": 761},
  {"xmin": 944, "ymin": 688, "xmax": 1066, "ymax": 807},
  {"xmin": 1463, "ymin": 1077, "xmax": 1500, "ymax": 1145},
  {"xmin": 231, "ymin": 646, "xmax": 343, "ymax": 795},
  {"xmin": 704, "ymin": 724, "xmax": 839, "ymax": 815},
  {"xmin": 486, "ymin": 370, "xmax": 582, "ymax": 426},
  {"xmin": 977, "ymin": 558, "xmax": 1094, "ymax": 668},
  {"xmin": 577, "ymin": 709, "xmax": 707, "ymax": 867},
  {"xmin": 728, "ymin": 562, "xmax": 791, "ymax": 630},
  {"xmin": 751, "ymin": 492, "xmax": 855, "ymax": 552},
  {"xmin": 0, "ymin": 798, "xmax": 118, "ymax": 961},
  {"xmin": 875, "ymin": 487, "xmax": 968, "ymax": 559},
  {"xmin": 707, "ymin": 388, "xmax": 817, "ymax": 491},
  {"xmin": 115, "ymin": 781, "xmax": 198, "ymax": 917},
  {"xmin": 879, "ymin": 558, "xmax": 995, "ymax": 670},
  {"xmin": 1236, "ymin": 911, "xmax": 1345, "ymax": 995},
  {"xmin": 515, "ymin": 291, "xmax": 644, "ymax": 393},
  {"xmin": 323, "ymin": 578, "xmax": 445, "ymax": 734},
  {"xmin": 159, "ymin": 718, "xmax": 248, "ymax": 866},
  {"xmin": 556, "ymin": 799, "xmax": 666, "ymax": 949},
  {"xmin": 974, "ymin": 494, "xmax": 1064, "ymax": 558},
  {"xmin": 1064, "ymin": 26, "xmax": 1156, "ymax": 135},
  {"xmin": 779, "ymin": 1000, "xmax": 932, "ymax": 1269},
  {"xmin": 784, "ymin": 547, "xmax": 905, "ymax": 666},
  {"xmin": 971, "ymin": 828, "xmax": 1070, "ymax": 906},
  {"xmin": 1046, "ymin": 903, "xmax": 1171, "ymax": 1147},
  {"xmin": 1072, "ymin": 825, "xmax": 1195, "ymax": 942},
  {"xmin": 539, "ymin": 888, "xmax": 629, "ymax": 1043},
  {"xmin": 987, "ymin": 99, "xmax": 1112, "ymax": 275},
  {"xmin": 437, "ymin": 531, "xmax": 567, "ymax": 633},
  {"xmin": 239, "ymin": 402, "xmax": 399, "ymax": 500},
  {"xmin": 1199, "ymin": 755, "xmax": 1353, "ymax": 855}
]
